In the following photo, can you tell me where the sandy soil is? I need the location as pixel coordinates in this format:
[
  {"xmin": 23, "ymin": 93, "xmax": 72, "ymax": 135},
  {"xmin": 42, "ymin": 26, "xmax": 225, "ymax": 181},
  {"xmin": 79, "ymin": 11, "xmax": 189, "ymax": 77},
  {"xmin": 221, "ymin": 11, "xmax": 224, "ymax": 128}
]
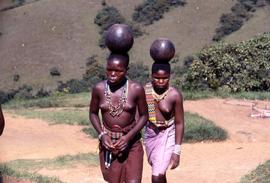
[{"xmin": 1, "ymin": 98, "xmax": 270, "ymax": 183}]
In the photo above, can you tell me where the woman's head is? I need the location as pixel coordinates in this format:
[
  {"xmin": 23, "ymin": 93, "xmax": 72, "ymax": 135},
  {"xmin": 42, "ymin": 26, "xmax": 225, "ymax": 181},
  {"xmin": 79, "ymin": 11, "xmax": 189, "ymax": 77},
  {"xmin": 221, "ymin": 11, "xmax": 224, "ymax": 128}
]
[
  {"xmin": 106, "ymin": 53, "xmax": 129, "ymax": 85},
  {"xmin": 151, "ymin": 63, "xmax": 170, "ymax": 90}
]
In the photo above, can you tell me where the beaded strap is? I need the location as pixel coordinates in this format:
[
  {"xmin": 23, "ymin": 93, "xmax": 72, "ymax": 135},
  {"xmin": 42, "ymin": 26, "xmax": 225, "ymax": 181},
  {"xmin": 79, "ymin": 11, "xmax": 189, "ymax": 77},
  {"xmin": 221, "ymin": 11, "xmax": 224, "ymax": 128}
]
[
  {"xmin": 145, "ymin": 83, "xmax": 174, "ymax": 127},
  {"xmin": 145, "ymin": 83, "xmax": 157, "ymax": 123}
]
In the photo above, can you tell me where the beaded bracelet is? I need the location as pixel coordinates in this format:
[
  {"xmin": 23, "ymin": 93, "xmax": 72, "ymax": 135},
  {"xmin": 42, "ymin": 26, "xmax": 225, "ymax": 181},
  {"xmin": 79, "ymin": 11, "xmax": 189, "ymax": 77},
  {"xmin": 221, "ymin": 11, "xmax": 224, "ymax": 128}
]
[
  {"xmin": 98, "ymin": 131, "xmax": 107, "ymax": 140},
  {"xmin": 173, "ymin": 144, "xmax": 181, "ymax": 155}
]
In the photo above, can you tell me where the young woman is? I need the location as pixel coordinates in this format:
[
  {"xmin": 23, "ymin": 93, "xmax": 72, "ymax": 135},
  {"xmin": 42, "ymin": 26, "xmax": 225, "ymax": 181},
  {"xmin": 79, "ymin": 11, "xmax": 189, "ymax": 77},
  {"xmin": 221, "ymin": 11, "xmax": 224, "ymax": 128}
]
[
  {"xmin": 89, "ymin": 53, "xmax": 148, "ymax": 183},
  {"xmin": 144, "ymin": 61, "xmax": 185, "ymax": 183}
]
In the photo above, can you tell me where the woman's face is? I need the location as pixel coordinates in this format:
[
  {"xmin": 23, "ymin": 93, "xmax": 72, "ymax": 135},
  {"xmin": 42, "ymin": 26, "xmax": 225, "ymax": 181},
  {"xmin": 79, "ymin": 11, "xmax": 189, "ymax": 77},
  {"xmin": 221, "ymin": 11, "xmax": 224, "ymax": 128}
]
[
  {"xmin": 152, "ymin": 69, "xmax": 170, "ymax": 89},
  {"xmin": 106, "ymin": 59, "xmax": 127, "ymax": 85}
]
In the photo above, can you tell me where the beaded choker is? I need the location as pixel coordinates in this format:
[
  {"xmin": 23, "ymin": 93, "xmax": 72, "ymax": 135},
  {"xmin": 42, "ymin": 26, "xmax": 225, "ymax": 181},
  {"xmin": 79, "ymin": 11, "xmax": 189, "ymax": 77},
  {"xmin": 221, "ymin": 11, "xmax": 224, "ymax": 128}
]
[
  {"xmin": 151, "ymin": 87, "xmax": 170, "ymax": 102},
  {"xmin": 104, "ymin": 80, "xmax": 128, "ymax": 117}
]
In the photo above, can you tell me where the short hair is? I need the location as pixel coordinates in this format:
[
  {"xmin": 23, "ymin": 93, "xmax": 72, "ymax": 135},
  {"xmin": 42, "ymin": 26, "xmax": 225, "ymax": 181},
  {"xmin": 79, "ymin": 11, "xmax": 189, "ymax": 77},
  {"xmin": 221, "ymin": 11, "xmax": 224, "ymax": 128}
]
[
  {"xmin": 151, "ymin": 62, "xmax": 171, "ymax": 74},
  {"xmin": 107, "ymin": 53, "xmax": 129, "ymax": 68}
]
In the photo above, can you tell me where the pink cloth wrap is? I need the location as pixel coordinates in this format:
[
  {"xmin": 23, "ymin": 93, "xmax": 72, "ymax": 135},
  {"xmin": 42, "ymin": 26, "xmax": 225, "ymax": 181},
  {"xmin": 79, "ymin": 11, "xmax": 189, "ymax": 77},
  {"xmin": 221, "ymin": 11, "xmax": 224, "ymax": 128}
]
[{"xmin": 144, "ymin": 123, "xmax": 175, "ymax": 176}]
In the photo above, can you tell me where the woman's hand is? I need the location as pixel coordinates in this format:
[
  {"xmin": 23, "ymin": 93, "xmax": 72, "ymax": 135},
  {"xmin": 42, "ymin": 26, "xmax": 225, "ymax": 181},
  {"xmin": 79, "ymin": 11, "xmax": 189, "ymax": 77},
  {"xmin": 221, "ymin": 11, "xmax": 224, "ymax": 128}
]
[
  {"xmin": 114, "ymin": 135, "xmax": 129, "ymax": 152},
  {"xmin": 170, "ymin": 153, "xmax": 180, "ymax": 169},
  {"xmin": 101, "ymin": 134, "xmax": 114, "ymax": 150}
]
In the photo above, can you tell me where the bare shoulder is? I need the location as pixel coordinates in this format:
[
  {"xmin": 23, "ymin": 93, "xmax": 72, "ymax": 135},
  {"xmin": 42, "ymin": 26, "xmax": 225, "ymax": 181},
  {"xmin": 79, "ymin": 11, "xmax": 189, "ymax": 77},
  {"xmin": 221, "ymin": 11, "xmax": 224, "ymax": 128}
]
[
  {"xmin": 128, "ymin": 80, "xmax": 145, "ymax": 93},
  {"xmin": 169, "ymin": 86, "xmax": 183, "ymax": 100},
  {"xmin": 92, "ymin": 80, "xmax": 105, "ymax": 93}
]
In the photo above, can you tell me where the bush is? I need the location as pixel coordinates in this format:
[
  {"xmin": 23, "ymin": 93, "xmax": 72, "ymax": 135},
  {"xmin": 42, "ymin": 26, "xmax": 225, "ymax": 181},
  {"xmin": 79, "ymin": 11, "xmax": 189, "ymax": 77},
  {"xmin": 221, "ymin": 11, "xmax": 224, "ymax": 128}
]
[
  {"xmin": 213, "ymin": 0, "xmax": 269, "ymax": 41},
  {"xmin": 82, "ymin": 127, "xmax": 98, "ymax": 138},
  {"xmin": 213, "ymin": 13, "xmax": 244, "ymax": 41},
  {"xmin": 0, "ymin": 85, "xmax": 52, "ymax": 104},
  {"xmin": 183, "ymin": 33, "xmax": 270, "ymax": 92},
  {"xmin": 13, "ymin": 74, "xmax": 20, "ymax": 82},
  {"xmin": 13, "ymin": 85, "xmax": 34, "ymax": 99},
  {"xmin": 184, "ymin": 112, "xmax": 228, "ymax": 142},
  {"xmin": 57, "ymin": 55, "xmax": 105, "ymax": 94},
  {"xmin": 0, "ymin": 91, "xmax": 11, "ymax": 104},
  {"xmin": 50, "ymin": 67, "xmax": 61, "ymax": 76},
  {"xmin": 94, "ymin": 5, "xmax": 143, "ymax": 48},
  {"xmin": 83, "ymin": 55, "xmax": 105, "ymax": 81},
  {"xmin": 127, "ymin": 62, "xmax": 149, "ymax": 84},
  {"xmin": 240, "ymin": 160, "xmax": 270, "ymax": 183},
  {"xmin": 132, "ymin": 0, "xmax": 186, "ymax": 25}
]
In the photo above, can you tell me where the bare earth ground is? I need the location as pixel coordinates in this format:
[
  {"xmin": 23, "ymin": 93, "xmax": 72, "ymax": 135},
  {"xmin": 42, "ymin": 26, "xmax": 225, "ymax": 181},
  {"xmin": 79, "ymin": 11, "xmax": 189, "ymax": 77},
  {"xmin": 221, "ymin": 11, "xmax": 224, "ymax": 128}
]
[{"xmin": 1, "ymin": 98, "xmax": 270, "ymax": 183}]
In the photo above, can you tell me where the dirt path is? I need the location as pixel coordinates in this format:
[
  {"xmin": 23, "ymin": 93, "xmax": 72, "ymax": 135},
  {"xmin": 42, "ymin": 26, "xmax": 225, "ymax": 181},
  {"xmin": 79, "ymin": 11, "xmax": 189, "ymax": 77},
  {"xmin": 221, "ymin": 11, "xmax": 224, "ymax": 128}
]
[
  {"xmin": 1, "ymin": 98, "xmax": 270, "ymax": 183},
  {"xmin": 0, "ymin": 114, "xmax": 98, "ymax": 162}
]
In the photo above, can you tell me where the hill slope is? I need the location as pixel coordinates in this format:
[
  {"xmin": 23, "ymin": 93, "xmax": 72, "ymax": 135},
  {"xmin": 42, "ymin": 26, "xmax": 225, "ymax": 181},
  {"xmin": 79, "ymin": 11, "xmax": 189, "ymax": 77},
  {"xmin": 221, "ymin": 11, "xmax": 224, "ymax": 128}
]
[{"xmin": 0, "ymin": 0, "xmax": 269, "ymax": 91}]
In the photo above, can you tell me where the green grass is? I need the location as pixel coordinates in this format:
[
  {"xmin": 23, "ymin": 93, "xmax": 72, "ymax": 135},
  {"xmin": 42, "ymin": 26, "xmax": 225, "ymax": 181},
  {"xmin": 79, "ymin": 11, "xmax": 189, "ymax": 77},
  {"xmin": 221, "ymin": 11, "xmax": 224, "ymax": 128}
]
[
  {"xmin": 3, "ymin": 92, "xmax": 90, "ymax": 109},
  {"xmin": 0, "ymin": 165, "xmax": 64, "ymax": 183},
  {"xmin": 0, "ymin": 153, "xmax": 98, "ymax": 183},
  {"xmin": 3, "ymin": 153, "xmax": 99, "ymax": 171},
  {"xmin": 184, "ymin": 112, "xmax": 228, "ymax": 142},
  {"xmin": 12, "ymin": 109, "xmax": 89, "ymax": 126},
  {"xmin": 240, "ymin": 160, "xmax": 270, "ymax": 183},
  {"xmin": 3, "ymin": 91, "xmax": 269, "ymax": 109},
  {"xmin": 82, "ymin": 127, "xmax": 98, "ymax": 138},
  {"xmin": 183, "ymin": 90, "xmax": 270, "ymax": 100}
]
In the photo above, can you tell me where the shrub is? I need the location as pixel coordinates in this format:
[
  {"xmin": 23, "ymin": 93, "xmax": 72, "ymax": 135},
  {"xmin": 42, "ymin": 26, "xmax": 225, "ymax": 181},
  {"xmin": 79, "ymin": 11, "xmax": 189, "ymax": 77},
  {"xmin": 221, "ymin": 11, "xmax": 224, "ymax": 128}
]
[
  {"xmin": 13, "ymin": 85, "xmax": 34, "ymax": 99},
  {"xmin": 184, "ymin": 112, "xmax": 228, "ymax": 142},
  {"xmin": 0, "ymin": 91, "xmax": 11, "ymax": 104},
  {"xmin": 13, "ymin": 74, "xmax": 20, "ymax": 82},
  {"xmin": 127, "ymin": 62, "xmax": 149, "ymax": 84},
  {"xmin": 83, "ymin": 55, "xmax": 105, "ymax": 81},
  {"xmin": 213, "ymin": 0, "xmax": 269, "ymax": 41},
  {"xmin": 57, "ymin": 55, "xmax": 105, "ymax": 94},
  {"xmin": 240, "ymin": 160, "xmax": 270, "ymax": 183},
  {"xmin": 132, "ymin": 0, "xmax": 186, "ymax": 25},
  {"xmin": 50, "ymin": 67, "xmax": 61, "ymax": 76},
  {"xmin": 57, "ymin": 79, "xmax": 88, "ymax": 94},
  {"xmin": 94, "ymin": 5, "xmax": 143, "ymax": 48},
  {"xmin": 213, "ymin": 13, "xmax": 244, "ymax": 41},
  {"xmin": 82, "ymin": 127, "xmax": 98, "ymax": 138},
  {"xmin": 183, "ymin": 33, "xmax": 270, "ymax": 92}
]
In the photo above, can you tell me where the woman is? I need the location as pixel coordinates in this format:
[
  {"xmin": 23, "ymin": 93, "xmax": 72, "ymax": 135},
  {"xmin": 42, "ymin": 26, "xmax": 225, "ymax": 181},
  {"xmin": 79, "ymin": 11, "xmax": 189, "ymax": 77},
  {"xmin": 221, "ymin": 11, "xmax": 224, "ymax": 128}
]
[
  {"xmin": 90, "ymin": 53, "xmax": 148, "ymax": 183},
  {"xmin": 144, "ymin": 39, "xmax": 185, "ymax": 183}
]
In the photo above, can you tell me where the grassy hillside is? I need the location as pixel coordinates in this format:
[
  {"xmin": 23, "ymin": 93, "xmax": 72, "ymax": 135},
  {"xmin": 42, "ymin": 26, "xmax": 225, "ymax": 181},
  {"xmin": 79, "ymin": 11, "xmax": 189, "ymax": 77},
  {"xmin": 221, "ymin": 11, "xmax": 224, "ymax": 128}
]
[{"xmin": 0, "ymin": 0, "xmax": 269, "ymax": 92}]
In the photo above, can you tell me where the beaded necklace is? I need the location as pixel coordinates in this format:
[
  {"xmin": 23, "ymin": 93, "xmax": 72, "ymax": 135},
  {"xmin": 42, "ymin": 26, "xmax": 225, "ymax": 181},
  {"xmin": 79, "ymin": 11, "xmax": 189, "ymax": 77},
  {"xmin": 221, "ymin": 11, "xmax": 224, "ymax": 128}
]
[
  {"xmin": 151, "ymin": 87, "xmax": 170, "ymax": 102},
  {"xmin": 104, "ymin": 80, "xmax": 128, "ymax": 117},
  {"xmin": 145, "ymin": 82, "xmax": 172, "ymax": 127}
]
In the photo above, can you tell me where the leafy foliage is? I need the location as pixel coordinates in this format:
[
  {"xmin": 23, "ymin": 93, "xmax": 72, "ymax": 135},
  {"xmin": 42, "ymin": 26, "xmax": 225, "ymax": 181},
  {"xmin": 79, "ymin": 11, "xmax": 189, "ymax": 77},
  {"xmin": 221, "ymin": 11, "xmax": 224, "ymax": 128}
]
[
  {"xmin": 213, "ymin": 0, "xmax": 269, "ymax": 41},
  {"xmin": 57, "ymin": 55, "xmax": 105, "ymax": 94},
  {"xmin": 132, "ymin": 0, "xmax": 186, "ymax": 25},
  {"xmin": 50, "ymin": 67, "xmax": 61, "ymax": 76},
  {"xmin": 184, "ymin": 112, "xmax": 228, "ymax": 142},
  {"xmin": 127, "ymin": 62, "xmax": 149, "ymax": 84},
  {"xmin": 181, "ymin": 33, "xmax": 270, "ymax": 92},
  {"xmin": 94, "ymin": 5, "xmax": 143, "ymax": 48},
  {"xmin": 240, "ymin": 160, "xmax": 270, "ymax": 183}
]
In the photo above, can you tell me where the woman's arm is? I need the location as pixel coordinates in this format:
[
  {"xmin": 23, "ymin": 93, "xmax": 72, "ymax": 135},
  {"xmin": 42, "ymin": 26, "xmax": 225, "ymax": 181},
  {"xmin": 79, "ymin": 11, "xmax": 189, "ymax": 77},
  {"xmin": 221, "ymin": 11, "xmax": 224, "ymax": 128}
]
[
  {"xmin": 170, "ymin": 89, "xmax": 185, "ymax": 169},
  {"xmin": 0, "ymin": 105, "xmax": 5, "ymax": 136},
  {"xmin": 174, "ymin": 90, "xmax": 185, "ymax": 145}
]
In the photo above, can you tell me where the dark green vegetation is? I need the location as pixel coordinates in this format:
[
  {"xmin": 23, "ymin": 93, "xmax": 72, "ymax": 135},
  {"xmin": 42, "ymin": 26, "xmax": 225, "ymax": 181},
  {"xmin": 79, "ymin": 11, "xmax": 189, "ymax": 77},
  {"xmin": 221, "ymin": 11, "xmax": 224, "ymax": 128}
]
[
  {"xmin": 0, "ymin": 165, "xmax": 63, "ymax": 183},
  {"xmin": 132, "ymin": 0, "xmax": 186, "ymax": 25},
  {"xmin": 240, "ymin": 160, "xmax": 270, "ymax": 183},
  {"xmin": 184, "ymin": 112, "xmax": 228, "ymax": 142},
  {"xmin": 3, "ymin": 90, "xmax": 227, "ymax": 142},
  {"xmin": 94, "ymin": 4, "xmax": 143, "ymax": 48},
  {"xmin": 213, "ymin": 0, "xmax": 270, "ymax": 41},
  {"xmin": 0, "ymin": 57, "xmax": 149, "ymax": 104},
  {"xmin": 0, "ymin": 153, "xmax": 98, "ymax": 183},
  {"xmin": 178, "ymin": 33, "xmax": 270, "ymax": 92}
]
